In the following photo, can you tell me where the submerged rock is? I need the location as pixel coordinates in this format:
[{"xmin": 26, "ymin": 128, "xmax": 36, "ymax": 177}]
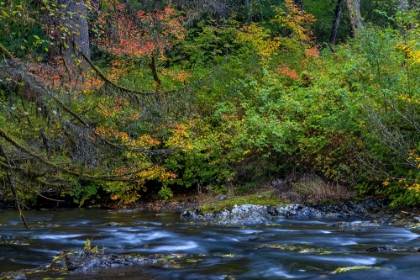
[
  {"xmin": 333, "ymin": 220, "xmax": 382, "ymax": 230},
  {"xmin": 0, "ymin": 235, "xmax": 30, "ymax": 245},
  {"xmin": 366, "ymin": 245, "xmax": 398, "ymax": 252}
]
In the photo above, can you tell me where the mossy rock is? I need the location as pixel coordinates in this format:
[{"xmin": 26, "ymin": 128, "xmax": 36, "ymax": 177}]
[
  {"xmin": 199, "ymin": 191, "xmax": 284, "ymax": 214},
  {"xmin": 331, "ymin": 266, "xmax": 372, "ymax": 274},
  {"xmin": 0, "ymin": 235, "xmax": 30, "ymax": 246}
]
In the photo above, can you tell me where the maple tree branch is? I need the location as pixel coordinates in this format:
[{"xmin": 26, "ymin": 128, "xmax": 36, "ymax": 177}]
[
  {"xmin": 0, "ymin": 42, "xmax": 14, "ymax": 59},
  {"xmin": 0, "ymin": 53, "xmax": 170, "ymax": 156},
  {"xmin": 36, "ymin": 192, "xmax": 65, "ymax": 202},
  {"xmin": 0, "ymin": 128, "xmax": 153, "ymax": 182},
  {"xmin": 0, "ymin": 144, "xmax": 30, "ymax": 229},
  {"xmin": 80, "ymin": 51, "xmax": 228, "ymax": 96}
]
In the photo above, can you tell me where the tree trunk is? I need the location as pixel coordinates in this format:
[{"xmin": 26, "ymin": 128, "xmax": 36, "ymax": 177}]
[
  {"xmin": 398, "ymin": 0, "xmax": 411, "ymax": 30},
  {"xmin": 346, "ymin": 0, "xmax": 363, "ymax": 37},
  {"xmin": 149, "ymin": 53, "xmax": 162, "ymax": 91},
  {"xmin": 330, "ymin": 0, "xmax": 343, "ymax": 45},
  {"xmin": 243, "ymin": 0, "xmax": 250, "ymax": 21},
  {"xmin": 398, "ymin": 0, "xmax": 409, "ymax": 11},
  {"xmin": 58, "ymin": 0, "xmax": 90, "ymax": 58}
]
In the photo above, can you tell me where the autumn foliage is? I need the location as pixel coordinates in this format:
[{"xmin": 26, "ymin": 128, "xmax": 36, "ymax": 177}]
[
  {"xmin": 95, "ymin": 2, "xmax": 184, "ymax": 58},
  {"xmin": 0, "ymin": 0, "xmax": 420, "ymax": 209}
]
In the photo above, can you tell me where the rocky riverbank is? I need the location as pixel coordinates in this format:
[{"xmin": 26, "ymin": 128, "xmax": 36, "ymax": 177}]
[{"xmin": 181, "ymin": 199, "xmax": 420, "ymax": 226}]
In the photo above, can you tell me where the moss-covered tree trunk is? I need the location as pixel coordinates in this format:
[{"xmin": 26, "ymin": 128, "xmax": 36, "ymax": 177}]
[
  {"xmin": 58, "ymin": 0, "xmax": 90, "ymax": 58},
  {"xmin": 398, "ymin": 0, "xmax": 409, "ymax": 11},
  {"xmin": 346, "ymin": 0, "xmax": 363, "ymax": 36}
]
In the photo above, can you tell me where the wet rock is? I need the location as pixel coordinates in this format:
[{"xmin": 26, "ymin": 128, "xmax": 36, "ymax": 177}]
[
  {"xmin": 0, "ymin": 235, "xmax": 30, "ymax": 245},
  {"xmin": 267, "ymin": 206, "xmax": 279, "ymax": 216},
  {"xmin": 366, "ymin": 245, "xmax": 397, "ymax": 252},
  {"xmin": 389, "ymin": 219, "xmax": 410, "ymax": 226},
  {"xmin": 182, "ymin": 204, "xmax": 323, "ymax": 225},
  {"xmin": 349, "ymin": 201, "xmax": 368, "ymax": 215},
  {"xmin": 50, "ymin": 252, "xmax": 67, "ymax": 271},
  {"xmin": 181, "ymin": 209, "xmax": 201, "ymax": 219},
  {"xmin": 372, "ymin": 217, "xmax": 390, "ymax": 224},
  {"xmin": 363, "ymin": 199, "xmax": 379, "ymax": 210},
  {"xmin": 0, "ymin": 272, "xmax": 26, "ymax": 280},
  {"xmin": 181, "ymin": 199, "xmax": 393, "ymax": 226},
  {"xmin": 182, "ymin": 205, "xmax": 273, "ymax": 226},
  {"xmin": 333, "ymin": 221, "xmax": 382, "ymax": 230},
  {"xmin": 217, "ymin": 195, "xmax": 228, "ymax": 202},
  {"xmin": 37, "ymin": 250, "xmax": 182, "ymax": 274}
]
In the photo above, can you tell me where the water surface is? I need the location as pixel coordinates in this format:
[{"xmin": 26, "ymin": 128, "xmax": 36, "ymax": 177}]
[{"xmin": 1, "ymin": 209, "xmax": 419, "ymax": 279}]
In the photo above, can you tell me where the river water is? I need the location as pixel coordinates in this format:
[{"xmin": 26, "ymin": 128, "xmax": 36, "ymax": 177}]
[{"xmin": 1, "ymin": 209, "xmax": 420, "ymax": 279}]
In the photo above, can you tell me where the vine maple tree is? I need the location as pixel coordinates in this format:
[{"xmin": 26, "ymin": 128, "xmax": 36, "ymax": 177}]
[{"xmin": 93, "ymin": 2, "xmax": 186, "ymax": 89}]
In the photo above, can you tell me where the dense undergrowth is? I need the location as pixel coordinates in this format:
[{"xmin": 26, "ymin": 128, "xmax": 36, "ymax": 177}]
[{"xmin": 0, "ymin": 0, "xmax": 419, "ymax": 211}]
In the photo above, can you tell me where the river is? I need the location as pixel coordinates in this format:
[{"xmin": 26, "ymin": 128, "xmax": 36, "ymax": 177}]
[{"xmin": 1, "ymin": 208, "xmax": 420, "ymax": 279}]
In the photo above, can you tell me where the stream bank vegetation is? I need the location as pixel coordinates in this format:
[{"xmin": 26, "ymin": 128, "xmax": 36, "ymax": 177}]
[{"xmin": 0, "ymin": 0, "xmax": 419, "ymax": 222}]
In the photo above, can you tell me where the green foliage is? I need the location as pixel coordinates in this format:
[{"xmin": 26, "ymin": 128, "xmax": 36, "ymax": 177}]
[
  {"xmin": 1, "ymin": 0, "xmax": 420, "ymax": 210},
  {"xmin": 84, "ymin": 239, "xmax": 99, "ymax": 254},
  {"xmin": 0, "ymin": 1, "xmax": 48, "ymax": 58},
  {"xmin": 331, "ymin": 266, "xmax": 373, "ymax": 274},
  {"xmin": 305, "ymin": 0, "xmax": 349, "ymax": 43},
  {"xmin": 334, "ymin": 14, "xmax": 420, "ymax": 206},
  {"xmin": 180, "ymin": 19, "xmax": 245, "ymax": 68},
  {"xmin": 158, "ymin": 185, "xmax": 173, "ymax": 200},
  {"xmin": 63, "ymin": 180, "xmax": 99, "ymax": 207}
]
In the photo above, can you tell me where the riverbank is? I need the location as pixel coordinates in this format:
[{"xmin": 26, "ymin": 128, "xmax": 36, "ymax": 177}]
[
  {"xmin": 107, "ymin": 191, "xmax": 420, "ymax": 228},
  {"xmin": 0, "ymin": 194, "xmax": 199, "ymax": 212},
  {"xmin": 3, "ymin": 188, "xmax": 420, "ymax": 230},
  {"xmin": 1, "ymin": 203, "xmax": 420, "ymax": 280},
  {"xmin": 3, "ymin": 190, "xmax": 419, "ymax": 227}
]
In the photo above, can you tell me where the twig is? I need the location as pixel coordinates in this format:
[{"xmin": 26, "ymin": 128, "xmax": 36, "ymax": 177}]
[
  {"xmin": 401, "ymin": 210, "xmax": 419, "ymax": 216},
  {"xmin": 37, "ymin": 192, "xmax": 65, "ymax": 202}
]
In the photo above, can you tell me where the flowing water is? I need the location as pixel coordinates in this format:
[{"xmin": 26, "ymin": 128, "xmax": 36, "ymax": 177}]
[{"xmin": 1, "ymin": 209, "xmax": 420, "ymax": 279}]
